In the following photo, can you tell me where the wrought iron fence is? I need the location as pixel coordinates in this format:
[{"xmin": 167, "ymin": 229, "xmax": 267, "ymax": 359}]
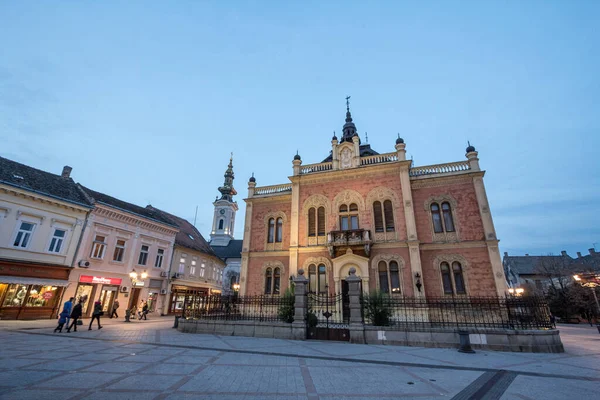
[
  {"xmin": 307, "ymin": 292, "xmax": 349, "ymax": 327},
  {"xmin": 181, "ymin": 294, "xmax": 295, "ymax": 323},
  {"xmin": 360, "ymin": 294, "xmax": 554, "ymax": 331}
]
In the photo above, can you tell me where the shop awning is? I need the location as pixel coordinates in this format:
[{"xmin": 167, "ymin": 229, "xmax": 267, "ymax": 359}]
[{"xmin": 0, "ymin": 276, "xmax": 70, "ymax": 286}]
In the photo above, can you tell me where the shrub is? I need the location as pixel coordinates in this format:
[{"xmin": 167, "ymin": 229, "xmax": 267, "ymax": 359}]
[
  {"xmin": 278, "ymin": 286, "xmax": 295, "ymax": 323},
  {"xmin": 362, "ymin": 290, "xmax": 392, "ymax": 326},
  {"xmin": 307, "ymin": 310, "xmax": 318, "ymax": 328}
]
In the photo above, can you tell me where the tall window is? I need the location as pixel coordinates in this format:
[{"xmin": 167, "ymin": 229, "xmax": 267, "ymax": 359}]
[
  {"xmin": 264, "ymin": 268, "xmax": 273, "ymax": 294},
  {"xmin": 339, "ymin": 203, "xmax": 359, "ymax": 230},
  {"xmin": 138, "ymin": 245, "xmax": 149, "ymax": 265},
  {"xmin": 431, "ymin": 202, "xmax": 455, "ymax": 233},
  {"xmin": 373, "ymin": 201, "xmax": 395, "ymax": 233},
  {"xmin": 218, "ymin": 219, "xmax": 224, "ymax": 230},
  {"xmin": 378, "ymin": 260, "xmax": 401, "ymax": 294},
  {"xmin": 200, "ymin": 263, "xmax": 205, "ymax": 277},
  {"xmin": 308, "ymin": 264, "xmax": 327, "ymax": 293},
  {"xmin": 14, "ymin": 222, "xmax": 35, "ymax": 248},
  {"xmin": 267, "ymin": 218, "xmax": 275, "ymax": 243},
  {"xmin": 178, "ymin": 263, "xmax": 185, "ymax": 274},
  {"xmin": 90, "ymin": 235, "xmax": 107, "ymax": 259},
  {"xmin": 113, "ymin": 239, "xmax": 126, "ymax": 262},
  {"xmin": 440, "ymin": 261, "xmax": 466, "ymax": 295},
  {"xmin": 276, "ymin": 218, "xmax": 283, "ymax": 243},
  {"xmin": 308, "ymin": 207, "xmax": 326, "ymax": 237},
  {"xmin": 48, "ymin": 228, "xmax": 66, "ymax": 253},
  {"xmin": 190, "ymin": 265, "xmax": 196, "ymax": 275},
  {"xmin": 155, "ymin": 248, "xmax": 164, "ymax": 268},
  {"xmin": 273, "ymin": 267, "xmax": 281, "ymax": 294}
]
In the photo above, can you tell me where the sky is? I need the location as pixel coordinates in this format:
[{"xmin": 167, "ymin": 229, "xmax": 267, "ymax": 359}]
[{"xmin": 1, "ymin": 1, "xmax": 598, "ymax": 257}]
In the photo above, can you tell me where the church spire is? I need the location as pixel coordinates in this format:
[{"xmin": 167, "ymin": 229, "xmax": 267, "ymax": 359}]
[
  {"xmin": 218, "ymin": 153, "xmax": 236, "ymax": 201},
  {"xmin": 341, "ymin": 96, "xmax": 360, "ymax": 144}
]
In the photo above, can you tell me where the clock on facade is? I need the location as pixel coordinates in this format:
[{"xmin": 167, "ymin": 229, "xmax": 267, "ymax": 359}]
[{"xmin": 219, "ymin": 209, "xmax": 226, "ymax": 215}]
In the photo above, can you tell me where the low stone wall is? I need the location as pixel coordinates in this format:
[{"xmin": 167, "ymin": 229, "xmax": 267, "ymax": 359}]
[
  {"xmin": 177, "ymin": 319, "xmax": 305, "ymax": 340},
  {"xmin": 361, "ymin": 326, "xmax": 564, "ymax": 353}
]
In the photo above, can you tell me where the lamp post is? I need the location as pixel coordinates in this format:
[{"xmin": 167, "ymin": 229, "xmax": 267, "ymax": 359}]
[
  {"xmin": 125, "ymin": 269, "xmax": 148, "ymax": 322},
  {"xmin": 507, "ymin": 287, "xmax": 525, "ymax": 296},
  {"xmin": 573, "ymin": 275, "xmax": 600, "ymax": 315}
]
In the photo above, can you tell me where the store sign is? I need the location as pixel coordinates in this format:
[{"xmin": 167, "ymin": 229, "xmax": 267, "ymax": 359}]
[
  {"xmin": 79, "ymin": 275, "xmax": 122, "ymax": 286},
  {"xmin": 42, "ymin": 292, "xmax": 54, "ymax": 300}
]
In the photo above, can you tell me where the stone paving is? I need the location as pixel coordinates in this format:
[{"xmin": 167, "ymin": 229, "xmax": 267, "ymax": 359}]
[{"xmin": 0, "ymin": 317, "xmax": 599, "ymax": 399}]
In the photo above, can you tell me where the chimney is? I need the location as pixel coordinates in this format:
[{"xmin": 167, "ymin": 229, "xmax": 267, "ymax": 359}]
[
  {"xmin": 577, "ymin": 252, "xmax": 582, "ymax": 258},
  {"xmin": 590, "ymin": 248, "xmax": 597, "ymax": 255},
  {"xmin": 504, "ymin": 252, "xmax": 508, "ymax": 257},
  {"xmin": 561, "ymin": 250, "xmax": 568, "ymax": 256},
  {"xmin": 61, "ymin": 166, "xmax": 72, "ymax": 179}
]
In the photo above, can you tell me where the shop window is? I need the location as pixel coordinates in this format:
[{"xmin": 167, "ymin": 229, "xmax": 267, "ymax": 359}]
[
  {"xmin": 75, "ymin": 284, "xmax": 93, "ymax": 314},
  {"xmin": 91, "ymin": 235, "xmax": 107, "ymax": 259},
  {"xmin": 138, "ymin": 245, "xmax": 149, "ymax": 265},
  {"xmin": 113, "ymin": 239, "xmax": 126, "ymax": 262},
  {"xmin": 24, "ymin": 285, "xmax": 58, "ymax": 307},
  {"xmin": 48, "ymin": 228, "xmax": 67, "ymax": 253},
  {"xmin": 2, "ymin": 284, "xmax": 28, "ymax": 307},
  {"xmin": 13, "ymin": 221, "xmax": 35, "ymax": 248},
  {"xmin": 155, "ymin": 249, "xmax": 164, "ymax": 268}
]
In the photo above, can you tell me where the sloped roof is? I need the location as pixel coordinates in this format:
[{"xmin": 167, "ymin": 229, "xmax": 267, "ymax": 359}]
[
  {"xmin": 80, "ymin": 186, "xmax": 176, "ymax": 227},
  {"xmin": 0, "ymin": 156, "xmax": 92, "ymax": 207},
  {"xmin": 570, "ymin": 252, "xmax": 600, "ymax": 273},
  {"xmin": 503, "ymin": 254, "xmax": 574, "ymax": 275},
  {"xmin": 211, "ymin": 240, "xmax": 243, "ymax": 260},
  {"xmin": 149, "ymin": 207, "xmax": 218, "ymax": 258}
]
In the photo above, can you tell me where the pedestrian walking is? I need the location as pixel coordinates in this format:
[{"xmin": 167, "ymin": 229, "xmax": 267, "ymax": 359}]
[
  {"xmin": 88, "ymin": 300, "xmax": 103, "ymax": 330},
  {"xmin": 138, "ymin": 301, "xmax": 149, "ymax": 320},
  {"xmin": 110, "ymin": 299, "xmax": 120, "ymax": 319},
  {"xmin": 66, "ymin": 300, "xmax": 83, "ymax": 333},
  {"xmin": 54, "ymin": 310, "xmax": 69, "ymax": 333},
  {"xmin": 62, "ymin": 297, "xmax": 74, "ymax": 328}
]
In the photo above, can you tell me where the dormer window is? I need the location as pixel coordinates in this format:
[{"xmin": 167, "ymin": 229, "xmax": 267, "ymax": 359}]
[{"xmin": 187, "ymin": 234, "xmax": 194, "ymax": 240}]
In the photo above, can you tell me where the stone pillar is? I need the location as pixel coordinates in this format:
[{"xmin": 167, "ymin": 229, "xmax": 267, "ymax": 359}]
[
  {"xmin": 293, "ymin": 158, "xmax": 302, "ymax": 176},
  {"xmin": 395, "ymin": 142, "xmax": 406, "ymax": 161},
  {"xmin": 466, "ymin": 150, "xmax": 480, "ymax": 171},
  {"xmin": 248, "ymin": 180, "xmax": 256, "ymax": 198},
  {"xmin": 289, "ymin": 179, "xmax": 300, "ymax": 277},
  {"xmin": 239, "ymin": 201, "xmax": 254, "ymax": 296},
  {"xmin": 292, "ymin": 269, "xmax": 308, "ymax": 340},
  {"xmin": 399, "ymin": 163, "xmax": 426, "ymax": 297},
  {"xmin": 352, "ymin": 135, "xmax": 360, "ymax": 167},
  {"xmin": 346, "ymin": 267, "xmax": 365, "ymax": 343},
  {"xmin": 331, "ymin": 138, "xmax": 339, "ymax": 170}
]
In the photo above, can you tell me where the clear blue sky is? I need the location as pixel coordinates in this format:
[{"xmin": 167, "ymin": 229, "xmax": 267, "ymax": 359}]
[{"xmin": 1, "ymin": 1, "xmax": 598, "ymax": 256}]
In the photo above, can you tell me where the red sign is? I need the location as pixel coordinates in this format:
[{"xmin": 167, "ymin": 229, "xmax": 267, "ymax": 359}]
[
  {"xmin": 42, "ymin": 291, "xmax": 54, "ymax": 300},
  {"xmin": 79, "ymin": 275, "xmax": 122, "ymax": 286}
]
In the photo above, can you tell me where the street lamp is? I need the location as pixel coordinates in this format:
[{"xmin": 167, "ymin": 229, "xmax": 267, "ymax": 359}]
[
  {"xmin": 129, "ymin": 269, "xmax": 148, "ymax": 285},
  {"xmin": 508, "ymin": 287, "xmax": 524, "ymax": 296},
  {"xmin": 573, "ymin": 274, "xmax": 600, "ymax": 315},
  {"xmin": 232, "ymin": 283, "xmax": 240, "ymax": 292}
]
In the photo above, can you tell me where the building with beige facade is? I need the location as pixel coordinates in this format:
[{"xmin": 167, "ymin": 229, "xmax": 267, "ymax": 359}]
[
  {"xmin": 63, "ymin": 188, "xmax": 178, "ymax": 317},
  {"xmin": 0, "ymin": 158, "xmax": 93, "ymax": 319},
  {"xmin": 240, "ymin": 103, "xmax": 507, "ymax": 307},
  {"xmin": 149, "ymin": 207, "xmax": 225, "ymax": 315}
]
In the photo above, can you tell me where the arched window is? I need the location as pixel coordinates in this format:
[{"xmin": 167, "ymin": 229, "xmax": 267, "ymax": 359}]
[
  {"xmin": 308, "ymin": 264, "xmax": 327, "ymax": 293},
  {"xmin": 384, "ymin": 200, "xmax": 395, "ymax": 232},
  {"xmin": 373, "ymin": 201, "xmax": 384, "ymax": 232},
  {"xmin": 273, "ymin": 267, "xmax": 281, "ymax": 294},
  {"xmin": 317, "ymin": 207, "xmax": 325, "ymax": 236},
  {"xmin": 440, "ymin": 261, "xmax": 466, "ymax": 295},
  {"xmin": 430, "ymin": 203, "xmax": 443, "ymax": 233},
  {"xmin": 308, "ymin": 208, "xmax": 316, "ymax": 237},
  {"xmin": 218, "ymin": 219, "xmax": 224, "ymax": 230},
  {"xmin": 264, "ymin": 268, "xmax": 273, "ymax": 294},
  {"xmin": 378, "ymin": 261, "xmax": 388, "ymax": 293},
  {"xmin": 378, "ymin": 260, "xmax": 401, "ymax": 294},
  {"xmin": 267, "ymin": 218, "xmax": 275, "ymax": 243},
  {"xmin": 339, "ymin": 203, "xmax": 359, "ymax": 230},
  {"xmin": 442, "ymin": 202, "xmax": 455, "ymax": 232},
  {"xmin": 276, "ymin": 218, "xmax": 283, "ymax": 243}
]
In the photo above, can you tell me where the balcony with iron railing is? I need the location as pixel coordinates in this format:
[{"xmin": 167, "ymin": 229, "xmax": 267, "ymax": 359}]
[{"xmin": 327, "ymin": 229, "xmax": 372, "ymax": 257}]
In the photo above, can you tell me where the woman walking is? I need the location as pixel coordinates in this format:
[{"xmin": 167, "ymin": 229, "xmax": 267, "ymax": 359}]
[
  {"xmin": 66, "ymin": 299, "xmax": 83, "ymax": 332},
  {"xmin": 88, "ymin": 300, "xmax": 103, "ymax": 330}
]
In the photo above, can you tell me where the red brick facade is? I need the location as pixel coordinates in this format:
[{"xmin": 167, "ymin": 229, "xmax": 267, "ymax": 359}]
[{"xmin": 239, "ymin": 114, "xmax": 506, "ymax": 298}]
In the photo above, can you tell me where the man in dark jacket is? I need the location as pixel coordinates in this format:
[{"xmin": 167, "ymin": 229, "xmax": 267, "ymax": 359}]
[
  {"xmin": 66, "ymin": 300, "xmax": 83, "ymax": 332},
  {"xmin": 88, "ymin": 301, "xmax": 103, "ymax": 330}
]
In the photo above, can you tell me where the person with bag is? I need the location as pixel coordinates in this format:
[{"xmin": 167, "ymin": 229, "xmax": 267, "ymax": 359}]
[
  {"xmin": 88, "ymin": 300, "xmax": 103, "ymax": 330},
  {"xmin": 138, "ymin": 301, "xmax": 149, "ymax": 320},
  {"xmin": 62, "ymin": 297, "xmax": 74, "ymax": 328},
  {"xmin": 66, "ymin": 299, "xmax": 83, "ymax": 333},
  {"xmin": 110, "ymin": 299, "xmax": 119, "ymax": 319}
]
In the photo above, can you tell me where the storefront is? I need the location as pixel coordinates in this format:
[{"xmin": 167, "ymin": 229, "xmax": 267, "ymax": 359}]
[
  {"xmin": 74, "ymin": 275, "xmax": 123, "ymax": 317},
  {"xmin": 0, "ymin": 260, "xmax": 70, "ymax": 320},
  {"xmin": 168, "ymin": 285, "xmax": 209, "ymax": 315}
]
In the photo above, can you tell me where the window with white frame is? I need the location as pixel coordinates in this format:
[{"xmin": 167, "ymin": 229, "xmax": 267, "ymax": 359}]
[
  {"xmin": 90, "ymin": 235, "xmax": 107, "ymax": 259},
  {"xmin": 13, "ymin": 221, "xmax": 35, "ymax": 248},
  {"xmin": 154, "ymin": 249, "xmax": 164, "ymax": 268},
  {"xmin": 138, "ymin": 245, "xmax": 149, "ymax": 265},
  {"xmin": 190, "ymin": 265, "xmax": 196, "ymax": 275},
  {"xmin": 48, "ymin": 228, "xmax": 67, "ymax": 253},
  {"xmin": 178, "ymin": 263, "xmax": 185, "ymax": 274},
  {"xmin": 200, "ymin": 263, "xmax": 205, "ymax": 277},
  {"xmin": 113, "ymin": 239, "xmax": 126, "ymax": 262}
]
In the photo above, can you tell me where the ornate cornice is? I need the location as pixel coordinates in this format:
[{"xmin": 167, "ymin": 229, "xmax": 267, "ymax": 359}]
[
  {"xmin": 333, "ymin": 189, "xmax": 365, "ymax": 212},
  {"xmin": 370, "ymin": 253, "xmax": 406, "ymax": 270},
  {"xmin": 302, "ymin": 194, "xmax": 331, "ymax": 215}
]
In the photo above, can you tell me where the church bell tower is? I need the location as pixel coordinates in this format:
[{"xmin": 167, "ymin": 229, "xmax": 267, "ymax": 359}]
[{"xmin": 210, "ymin": 155, "xmax": 239, "ymax": 246}]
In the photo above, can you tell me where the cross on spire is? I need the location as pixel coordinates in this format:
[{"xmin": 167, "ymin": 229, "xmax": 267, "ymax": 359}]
[{"xmin": 345, "ymin": 95, "xmax": 351, "ymax": 111}]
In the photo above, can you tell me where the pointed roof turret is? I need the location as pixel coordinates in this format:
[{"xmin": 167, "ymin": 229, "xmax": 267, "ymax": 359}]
[
  {"xmin": 218, "ymin": 153, "xmax": 237, "ymax": 201},
  {"xmin": 341, "ymin": 96, "xmax": 360, "ymax": 144}
]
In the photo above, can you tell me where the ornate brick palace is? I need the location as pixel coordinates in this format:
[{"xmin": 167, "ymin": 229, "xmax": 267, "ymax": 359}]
[{"xmin": 239, "ymin": 102, "xmax": 507, "ymax": 299}]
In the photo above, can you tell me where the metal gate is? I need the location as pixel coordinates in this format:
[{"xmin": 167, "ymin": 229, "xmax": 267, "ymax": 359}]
[{"xmin": 306, "ymin": 292, "xmax": 350, "ymax": 341}]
